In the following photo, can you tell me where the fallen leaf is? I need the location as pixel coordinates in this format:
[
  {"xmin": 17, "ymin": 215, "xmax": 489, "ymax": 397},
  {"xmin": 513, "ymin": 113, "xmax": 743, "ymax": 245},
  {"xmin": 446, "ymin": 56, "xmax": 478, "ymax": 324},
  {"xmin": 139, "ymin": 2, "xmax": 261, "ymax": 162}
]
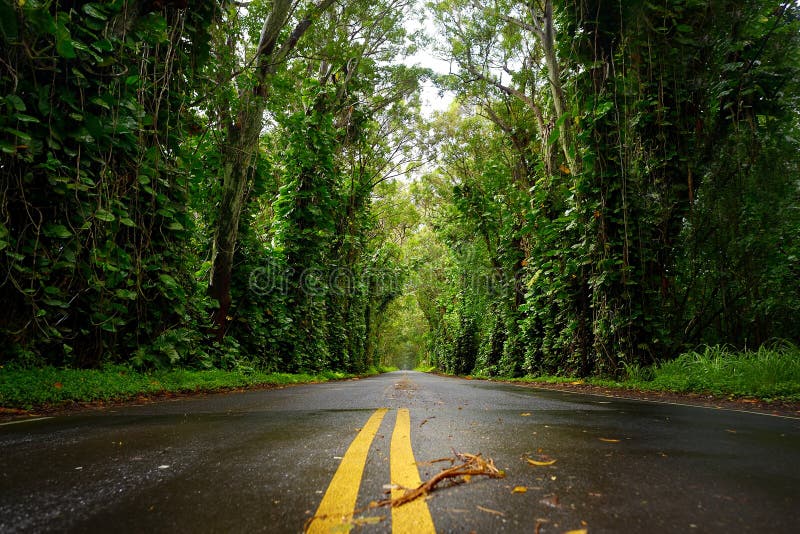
[
  {"xmin": 599, "ymin": 438, "xmax": 620, "ymax": 443},
  {"xmin": 563, "ymin": 530, "xmax": 588, "ymax": 534},
  {"xmin": 520, "ymin": 412, "xmax": 532, "ymax": 417},
  {"xmin": 476, "ymin": 505, "xmax": 505, "ymax": 516},
  {"xmin": 539, "ymin": 494, "xmax": 560, "ymax": 508},
  {"xmin": 53, "ymin": 382, "xmax": 63, "ymax": 389},
  {"xmin": 512, "ymin": 486, "xmax": 528, "ymax": 493},
  {"xmin": 527, "ymin": 457, "xmax": 557, "ymax": 467},
  {"xmin": 350, "ymin": 516, "xmax": 384, "ymax": 526},
  {"xmin": 533, "ymin": 518, "xmax": 550, "ymax": 534}
]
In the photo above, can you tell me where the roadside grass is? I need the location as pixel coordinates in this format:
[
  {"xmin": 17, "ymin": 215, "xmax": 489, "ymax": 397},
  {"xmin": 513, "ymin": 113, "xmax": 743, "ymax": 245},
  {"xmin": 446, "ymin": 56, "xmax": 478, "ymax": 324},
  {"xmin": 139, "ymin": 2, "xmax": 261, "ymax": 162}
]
[
  {"xmin": 643, "ymin": 344, "xmax": 800, "ymax": 401},
  {"xmin": 482, "ymin": 344, "xmax": 800, "ymax": 403},
  {"xmin": 0, "ymin": 365, "xmax": 382, "ymax": 411}
]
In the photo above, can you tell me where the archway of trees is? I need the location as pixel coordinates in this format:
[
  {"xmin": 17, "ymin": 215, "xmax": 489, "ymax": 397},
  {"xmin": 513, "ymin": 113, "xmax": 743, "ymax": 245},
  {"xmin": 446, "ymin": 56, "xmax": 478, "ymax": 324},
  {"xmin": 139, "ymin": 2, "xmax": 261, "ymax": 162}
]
[{"xmin": 2, "ymin": 0, "xmax": 798, "ymax": 377}]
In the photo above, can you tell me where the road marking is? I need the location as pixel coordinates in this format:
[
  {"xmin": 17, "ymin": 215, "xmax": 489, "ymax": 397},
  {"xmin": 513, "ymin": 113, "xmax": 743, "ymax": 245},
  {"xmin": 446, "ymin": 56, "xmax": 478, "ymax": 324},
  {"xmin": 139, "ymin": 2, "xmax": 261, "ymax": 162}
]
[
  {"xmin": 390, "ymin": 408, "xmax": 436, "ymax": 534},
  {"xmin": 306, "ymin": 408, "xmax": 388, "ymax": 533},
  {"xmin": 0, "ymin": 417, "xmax": 53, "ymax": 427}
]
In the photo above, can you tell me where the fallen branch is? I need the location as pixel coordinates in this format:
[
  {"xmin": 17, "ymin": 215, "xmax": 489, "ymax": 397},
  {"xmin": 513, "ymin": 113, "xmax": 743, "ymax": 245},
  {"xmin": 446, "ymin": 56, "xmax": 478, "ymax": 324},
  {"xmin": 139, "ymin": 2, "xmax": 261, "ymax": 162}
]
[{"xmin": 372, "ymin": 452, "xmax": 505, "ymax": 508}]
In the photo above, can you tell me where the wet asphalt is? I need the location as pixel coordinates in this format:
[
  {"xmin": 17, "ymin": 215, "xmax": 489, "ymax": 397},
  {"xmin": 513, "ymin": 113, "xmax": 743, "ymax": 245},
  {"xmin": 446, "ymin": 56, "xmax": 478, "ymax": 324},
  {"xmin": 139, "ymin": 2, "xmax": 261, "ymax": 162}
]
[{"xmin": 1, "ymin": 371, "xmax": 799, "ymax": 533}]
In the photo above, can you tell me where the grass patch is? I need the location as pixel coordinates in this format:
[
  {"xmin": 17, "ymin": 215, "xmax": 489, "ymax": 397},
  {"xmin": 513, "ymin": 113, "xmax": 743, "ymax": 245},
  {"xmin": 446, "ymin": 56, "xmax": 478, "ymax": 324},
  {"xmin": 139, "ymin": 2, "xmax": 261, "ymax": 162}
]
[
  {"xmin": 0, "ymin": 365, "xmax": 374, "ymax": 410},
  {"xmin": 370, "ymin": 365, "xmax": 400, "ymax": 374},
  {"xmin": 413, "ymin": 364, "xmax": 437, "ymax": 373},
  {"xmin": 490, "ymin": 344, "xmax": 800, "ymax": 403},
  {"xmin": 645, "ymin": 344, "xmax": 800, "ymax": 401}
]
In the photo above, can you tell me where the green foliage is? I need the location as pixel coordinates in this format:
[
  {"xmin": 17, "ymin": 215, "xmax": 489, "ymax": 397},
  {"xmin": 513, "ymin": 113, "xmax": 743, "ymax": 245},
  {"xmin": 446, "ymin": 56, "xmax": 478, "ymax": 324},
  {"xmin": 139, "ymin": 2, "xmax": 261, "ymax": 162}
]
[
  {"xmin": 503, "ymin": 344, "xmax": 800, "ymax": 402},
  {"xmin": 648, "ymin": 344, "xmax": 800, "ymax": 401},
  {"xmin": 1, "ymin": 0, "xmax": 422, "ymax": 377},
  {"xmin": 420, "ymin": 0, "xmax": 800, "ymax": 380},
  {"xmin": 0, "ymin": 365, "xmax": 360, "ymax": 410},
  {"xmin": 1, "ymin": 1, "xmax": 217, "ymax": 367},
  {"xmin": 2, "ymin": 0, "xmax": 797, "ymax": 395}
]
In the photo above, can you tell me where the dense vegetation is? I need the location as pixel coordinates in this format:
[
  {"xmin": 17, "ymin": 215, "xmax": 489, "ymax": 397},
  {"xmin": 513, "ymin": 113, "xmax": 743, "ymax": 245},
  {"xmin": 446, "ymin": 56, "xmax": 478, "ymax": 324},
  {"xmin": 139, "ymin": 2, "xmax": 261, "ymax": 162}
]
[
  {"xmin": 1, "ymin": 0, "xmax": 421, "ymax": 374},
  {"xmin": 396, "ymin": 0, "xmax": 800, "ymax": 378},
  {"xmin": 2, "ymin": 0, "xmax": 798, "ymax": 390}
]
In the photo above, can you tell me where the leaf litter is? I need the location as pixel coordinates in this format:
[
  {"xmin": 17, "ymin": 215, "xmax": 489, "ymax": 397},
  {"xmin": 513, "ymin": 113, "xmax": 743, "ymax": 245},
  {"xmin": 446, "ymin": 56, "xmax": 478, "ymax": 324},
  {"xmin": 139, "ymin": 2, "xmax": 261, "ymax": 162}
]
[
  {"xmin": 305, "ymin": 452, "xmax": 505, "ymax": 532},
  {"xmin": 372, "ymin": 451, "xmax": 505, "ymax": 509},
  {"xmin": 526, "ymin": 456, "xmax": 557, "ymax": 467}
]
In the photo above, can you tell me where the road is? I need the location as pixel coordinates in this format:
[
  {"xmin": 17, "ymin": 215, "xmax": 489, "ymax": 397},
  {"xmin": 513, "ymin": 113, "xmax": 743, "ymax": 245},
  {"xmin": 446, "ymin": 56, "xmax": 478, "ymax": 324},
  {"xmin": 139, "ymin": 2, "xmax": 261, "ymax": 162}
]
[{"xmin": 1, "ymin": 371, "xmax": 799, "ymax": 533}]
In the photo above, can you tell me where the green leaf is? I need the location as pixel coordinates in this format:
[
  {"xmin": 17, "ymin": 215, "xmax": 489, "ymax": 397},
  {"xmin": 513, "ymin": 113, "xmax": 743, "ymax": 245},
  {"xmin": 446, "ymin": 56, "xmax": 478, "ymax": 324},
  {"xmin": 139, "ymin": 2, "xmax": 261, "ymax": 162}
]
[
  {"xmin": 6, "ymin": 94, "xmax": 25, "ymax": 112},
  {"xmin": 13, "ymin": 113, "xmax": 40, "ymax": 123},
  {"xmin": 94, "ymin": 209, "xmax": 115, "ymax": 222},
  {"xmin": 43, "ymin": 298, "xmax": 69, "ymax": 308},
  {"xmin": 3, "ymin": 128, "xmax": 31, "ymax": 142},
  {"xmin": 115, "ymin": 289, "xmax": 138, "ymax": 300},
  {"xmin": 43, "ymin": 224, "xmax": 73, "ymax": 239},
  {"xmin": 82, "ymin": 3, "xmax": 108, "ymax": 20},
  {"xmin": 55, "ymin": 21, "xmax": 76, "ymax": 59},
  {"xmin": 91, "ymin": 38, "xmax": 114, "ymax": 52},
  {"xmin": 90, "ymin": 96, "xmax": 110, "ymax": 110},
  {"xmin": 159, "ymin": 274, "xmax": 178, "ymax": 289}
]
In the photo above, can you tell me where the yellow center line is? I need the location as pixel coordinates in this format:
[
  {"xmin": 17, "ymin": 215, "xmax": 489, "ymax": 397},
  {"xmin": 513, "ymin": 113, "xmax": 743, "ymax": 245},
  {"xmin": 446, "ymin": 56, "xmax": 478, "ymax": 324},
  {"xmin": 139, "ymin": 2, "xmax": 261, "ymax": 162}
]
[
  {"xmin": 306, "ymin": 408, "xmax": 387, "ymax": 533},
  {"xmin": 391, "ymin": 408, "xmax": 436, "ymax": 534}
]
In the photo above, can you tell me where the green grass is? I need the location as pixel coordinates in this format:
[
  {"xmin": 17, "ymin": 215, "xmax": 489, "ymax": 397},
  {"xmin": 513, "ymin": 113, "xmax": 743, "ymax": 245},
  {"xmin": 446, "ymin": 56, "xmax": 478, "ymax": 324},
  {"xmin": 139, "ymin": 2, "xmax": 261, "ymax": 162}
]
[
  {"xmin": 0, "ymin": 366, "xmax": 369, "ymax": 410},
  {"xmin": 488, "ymin": 344, "xmax": 800, "ymax": 403},
  {"xmin": 644, "ymin": 344, "xmax": 800, "ymax": 401},
  {"xmin": 371, "ymin": 365, "xmax": 400, "ymax": 374}
]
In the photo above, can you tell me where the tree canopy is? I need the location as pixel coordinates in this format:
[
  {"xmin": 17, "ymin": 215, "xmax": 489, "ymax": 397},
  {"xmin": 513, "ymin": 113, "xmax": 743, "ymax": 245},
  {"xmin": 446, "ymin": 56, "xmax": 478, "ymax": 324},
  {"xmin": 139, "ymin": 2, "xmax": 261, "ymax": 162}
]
[{"xmin": 1, "ymin": 0, "xmax": 798, "ymax": 377}]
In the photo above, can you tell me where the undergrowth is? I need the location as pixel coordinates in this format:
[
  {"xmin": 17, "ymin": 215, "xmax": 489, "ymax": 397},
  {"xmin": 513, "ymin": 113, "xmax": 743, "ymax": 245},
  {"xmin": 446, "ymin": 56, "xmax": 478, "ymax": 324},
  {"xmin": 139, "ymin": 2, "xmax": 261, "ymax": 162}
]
[
  {"xmin": 0, "ymin": 365, "xmax": 378, "ymax": 410},
  {"xmin": 644, "ymin": 344, "xmax": 800, "ymax": 401},
  {"xmin": 494, "ymin": 344, "xmax": 800, "ymax": 402}
]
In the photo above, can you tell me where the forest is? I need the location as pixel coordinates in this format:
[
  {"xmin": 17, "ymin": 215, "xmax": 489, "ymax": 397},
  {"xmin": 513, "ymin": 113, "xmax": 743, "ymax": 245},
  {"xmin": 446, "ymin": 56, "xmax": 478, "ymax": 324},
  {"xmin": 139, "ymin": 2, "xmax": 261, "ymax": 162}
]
[{"xmin": 1, "ymin": 0, "xmax": 799, "ymax": 382}]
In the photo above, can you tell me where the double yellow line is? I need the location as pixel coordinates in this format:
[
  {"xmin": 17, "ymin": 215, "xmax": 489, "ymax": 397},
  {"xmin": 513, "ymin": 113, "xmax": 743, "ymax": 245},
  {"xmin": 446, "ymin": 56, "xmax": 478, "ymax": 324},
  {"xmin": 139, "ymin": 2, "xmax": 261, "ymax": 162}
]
[{"xmin": 306, "ymin": 408, "xmax": 436, "ymax": 533}]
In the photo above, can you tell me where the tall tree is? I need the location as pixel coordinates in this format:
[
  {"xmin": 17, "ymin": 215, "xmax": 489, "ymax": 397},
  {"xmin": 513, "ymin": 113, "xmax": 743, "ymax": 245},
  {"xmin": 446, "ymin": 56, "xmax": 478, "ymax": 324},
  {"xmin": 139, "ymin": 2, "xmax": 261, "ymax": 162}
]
[{"xmin": 208, "ymin": 0, "xmax": 336, "ymax": 339}]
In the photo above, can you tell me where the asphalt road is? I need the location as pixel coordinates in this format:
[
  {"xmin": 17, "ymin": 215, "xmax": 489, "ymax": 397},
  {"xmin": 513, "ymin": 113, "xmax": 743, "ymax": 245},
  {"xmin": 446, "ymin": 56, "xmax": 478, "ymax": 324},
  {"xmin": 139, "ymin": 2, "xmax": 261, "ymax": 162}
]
[{"xmin": 1, "ymin": 371, "xmax": 799, "ymax": 533}]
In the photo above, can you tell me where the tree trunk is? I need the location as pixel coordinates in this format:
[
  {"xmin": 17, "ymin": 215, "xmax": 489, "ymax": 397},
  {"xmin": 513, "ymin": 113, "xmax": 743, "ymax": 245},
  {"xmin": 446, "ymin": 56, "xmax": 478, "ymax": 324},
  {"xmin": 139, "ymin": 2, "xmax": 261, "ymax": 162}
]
[
  {"xmin": 208, "ymin": 117, "xmax": 262, "ymax": 339},
  {"xmin": 208, "ymin": 0, "xmax": 335, "ymax": 338}
]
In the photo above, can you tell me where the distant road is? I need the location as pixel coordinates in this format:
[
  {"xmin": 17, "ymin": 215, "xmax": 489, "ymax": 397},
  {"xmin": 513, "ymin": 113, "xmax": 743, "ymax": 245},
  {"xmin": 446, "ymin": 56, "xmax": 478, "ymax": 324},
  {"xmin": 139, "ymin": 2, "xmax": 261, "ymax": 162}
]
[{"xmin": 2, "ymin": 371, "xmax": 799, "ymax": 532}]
